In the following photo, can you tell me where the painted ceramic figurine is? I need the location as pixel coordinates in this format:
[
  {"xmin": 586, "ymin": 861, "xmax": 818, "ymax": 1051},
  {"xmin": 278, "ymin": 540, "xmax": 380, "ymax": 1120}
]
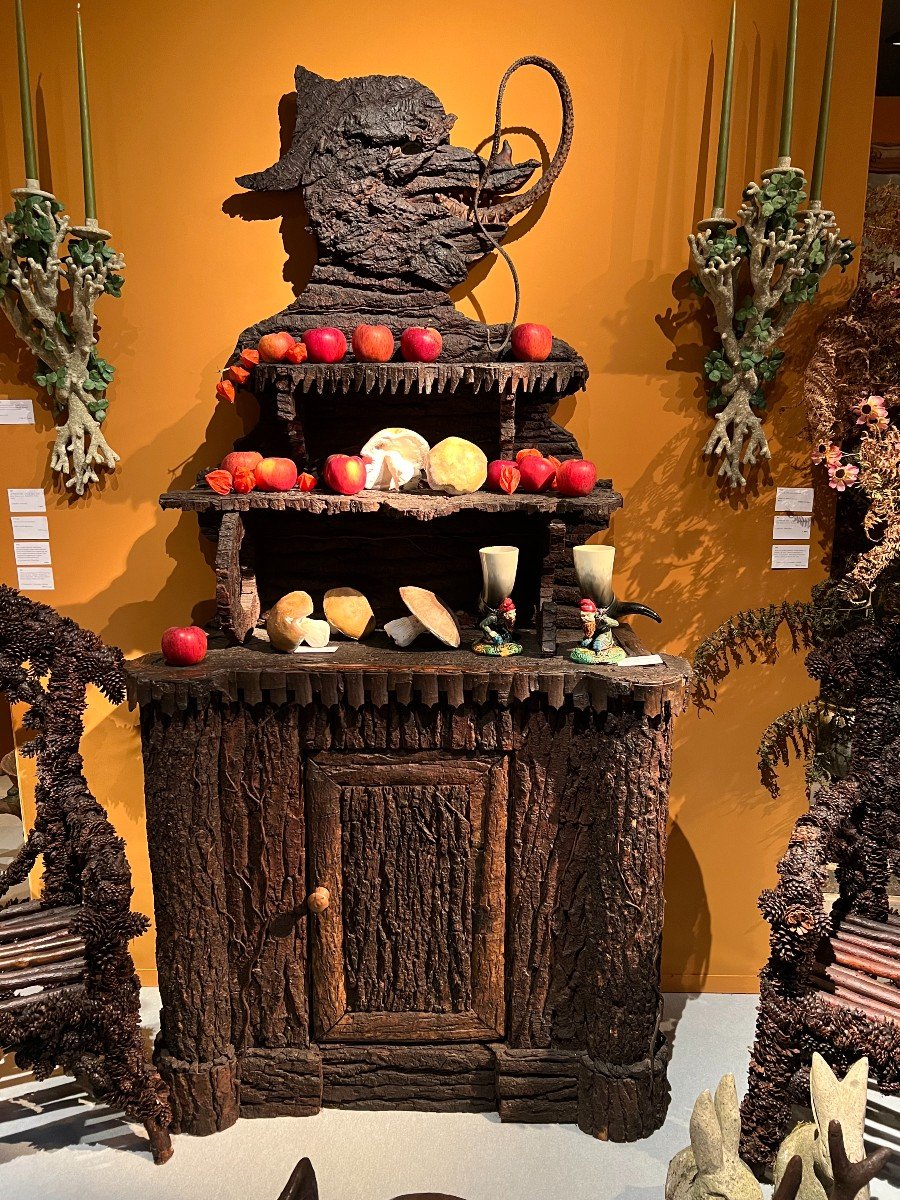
[
  {"xmin": 474, "ymin": 595, "xmax": 523, "ymax": 657},
  {"xmin": 570, "ymin": 598, "xmax": 626, "ymax": 665},
  {"xmin": 473, "ymin": 545, "xmax": 523, "ymax": 657}
]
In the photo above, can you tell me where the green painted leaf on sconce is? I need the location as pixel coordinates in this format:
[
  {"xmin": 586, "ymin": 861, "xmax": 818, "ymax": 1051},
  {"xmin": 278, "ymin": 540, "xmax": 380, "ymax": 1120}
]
[
  {"xmin": 68, "ymin": 239, "xmax": 95, "ymax": 267},
  {"xmin": 704, "ymin": 349, "xmax": 733, "ymax": 385},
  {"xmin": 750, "ymin": 389, "xmax": 767, "ymax": 409}
]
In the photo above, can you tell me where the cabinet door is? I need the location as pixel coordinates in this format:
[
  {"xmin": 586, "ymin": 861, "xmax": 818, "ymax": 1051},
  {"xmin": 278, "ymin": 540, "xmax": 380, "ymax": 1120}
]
[{"xmin": 306, "ymin": 751, "xmax": 507, "ymax": 1043}]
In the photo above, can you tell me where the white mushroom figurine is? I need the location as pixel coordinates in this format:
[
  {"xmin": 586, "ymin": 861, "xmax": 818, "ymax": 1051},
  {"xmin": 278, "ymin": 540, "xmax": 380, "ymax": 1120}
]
[
  {"xmin": 384, "ymin": 587, "xmax": 461, "ymax": 649},
  {"xmin": 359, "ymin": 427, "xmax": 430, "ymax": 491}
]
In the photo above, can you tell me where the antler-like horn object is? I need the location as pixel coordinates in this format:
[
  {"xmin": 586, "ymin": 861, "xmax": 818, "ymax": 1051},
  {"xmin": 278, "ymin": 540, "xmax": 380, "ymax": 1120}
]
[
  {"xmin": 573, "ymin": 545, "xmax": 662, "ymax": 624},
  {"xmin": 474, "ymin": 56, "xmax": 574, "ymax": 226}
]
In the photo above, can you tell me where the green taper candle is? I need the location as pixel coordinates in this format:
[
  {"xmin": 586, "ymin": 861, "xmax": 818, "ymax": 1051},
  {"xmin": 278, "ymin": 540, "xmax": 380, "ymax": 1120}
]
[
  {"xmin": 15, "ymin": 0, "xmax": 38, "ymax": 183},
  {"xmin": 810, "ymin": 0, "xmax": 838, "ymax": 203},
  {"xmin": 76, "ymin": 5, "xmax": 96, "ymax": 220},
  {"xmin": 712, "ymin": 1, "xmax": 737, "ymax": 212},
  {"xmin": 778, "ymin": 0, "xmax": 799, "ymax": 161}
]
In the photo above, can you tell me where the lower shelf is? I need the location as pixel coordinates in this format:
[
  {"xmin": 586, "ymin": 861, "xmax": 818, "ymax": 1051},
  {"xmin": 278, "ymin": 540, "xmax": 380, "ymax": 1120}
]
[{"xmin": 157, "ymin": 1037, "xmax": 672, "ymax": 1142}]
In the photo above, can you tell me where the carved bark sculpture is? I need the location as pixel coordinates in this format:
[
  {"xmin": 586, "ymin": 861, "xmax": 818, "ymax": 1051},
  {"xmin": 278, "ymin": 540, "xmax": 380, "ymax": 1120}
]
[{"xmin": 233, "ymin": 58, "xmax": 575, "ymax": 363}]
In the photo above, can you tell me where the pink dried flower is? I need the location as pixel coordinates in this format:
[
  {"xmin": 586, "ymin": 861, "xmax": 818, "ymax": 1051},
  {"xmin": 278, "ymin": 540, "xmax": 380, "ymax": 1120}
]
[
  {"xmin": 827, "ymin": 461, "xmax": 859, "ymax": 492},
  {"xmin": 864, "ymin": 411, "xmax": 890, "ymax": 432},
  {"xmin": 853, "ymin": 395, "xmax": 888, "ymax": 426},
  {"xmin": 812, "ymin": 441, "xmax": 843, "ymax": 467}
]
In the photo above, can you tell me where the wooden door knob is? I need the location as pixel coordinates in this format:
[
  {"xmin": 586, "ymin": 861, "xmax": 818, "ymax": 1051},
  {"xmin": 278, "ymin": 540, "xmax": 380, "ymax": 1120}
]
[{"xmin": 307, "ymin": 886, "xmax": 330, "ymax": 914}]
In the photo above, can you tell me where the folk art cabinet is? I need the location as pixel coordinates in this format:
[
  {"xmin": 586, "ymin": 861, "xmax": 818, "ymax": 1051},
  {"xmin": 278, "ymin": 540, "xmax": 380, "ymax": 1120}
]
[{"xmin": 126, "ymin": 58, "xmax": 690, "ymax": 1144}]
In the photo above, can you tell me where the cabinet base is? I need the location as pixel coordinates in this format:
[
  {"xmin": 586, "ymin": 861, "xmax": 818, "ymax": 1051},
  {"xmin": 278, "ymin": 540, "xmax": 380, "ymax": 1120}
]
[
  {"xmin": 156, "ymin": 1043, "xmax": 240, "ymax": 1136},
  {"xmin": 577, "ymin": 1034, "xmax": 672, "ymax": 1142},
  {"xmin": 155, "ymin": 1040, "xmax": 671, "ymax": 1139}
]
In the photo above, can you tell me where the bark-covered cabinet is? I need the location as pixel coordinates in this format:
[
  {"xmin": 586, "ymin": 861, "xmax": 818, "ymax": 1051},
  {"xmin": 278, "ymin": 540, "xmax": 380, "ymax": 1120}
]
[
  {"xmin": 129, "ymin": 637, "xmax": 688, "ymax": 1144},
  {"xmin": 129, "ymin": 357, "xmax": 689, "ymax": 1143}
]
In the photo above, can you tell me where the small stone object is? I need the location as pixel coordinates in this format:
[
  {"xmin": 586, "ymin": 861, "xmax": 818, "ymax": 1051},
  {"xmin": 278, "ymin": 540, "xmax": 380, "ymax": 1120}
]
[
  {"xmin": 324, "ymin": 587, "xmax": 376, "ymax": 641},
  {"xmin": 384, "ymin": 587, "xmax": 460, "ymax": 648},
  {"xmin": 774, "ymin": 1056, "xmax": 870, "ymax": 1200},
  {"xmin": 665, "ymin": 1075, "xmax": 762, "ymax": 1200},
  {"xmin": 425, "ymin": 437, "xmax": 488, "ymax": 495}
]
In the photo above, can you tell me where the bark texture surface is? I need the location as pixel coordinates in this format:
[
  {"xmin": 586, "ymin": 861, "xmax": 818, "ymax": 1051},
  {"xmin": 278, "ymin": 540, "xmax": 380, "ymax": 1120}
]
[
  {"xmin": 132, "ymin": 659, "xmax": 686, "ymax": 1140},
  {"xmin": 232, "ymin": 62, "xmax": 577, "ymax": 363}
]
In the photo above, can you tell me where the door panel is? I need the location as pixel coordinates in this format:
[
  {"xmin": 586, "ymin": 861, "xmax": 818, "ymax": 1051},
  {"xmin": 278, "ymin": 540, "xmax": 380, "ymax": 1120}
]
[{"xmin": 307, "ymin": 752, "xmax": 507, "ymax": 1043}]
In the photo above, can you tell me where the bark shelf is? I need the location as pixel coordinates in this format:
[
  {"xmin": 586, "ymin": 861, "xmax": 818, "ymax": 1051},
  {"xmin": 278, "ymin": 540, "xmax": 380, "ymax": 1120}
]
[
  {"xmin": 162, "ymin": 484, "xmax": 621, "ymax": 521},
  {"xmin": 255, "ymin": 358, "xmax": 589, "ymax": 396}
]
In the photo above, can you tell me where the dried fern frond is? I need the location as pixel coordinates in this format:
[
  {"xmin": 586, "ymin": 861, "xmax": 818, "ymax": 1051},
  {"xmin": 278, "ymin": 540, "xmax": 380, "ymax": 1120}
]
[
  {"xmin": 691, "ymin": 581, "xmax": 848, "ymax": 701},
  {"xmin": 758, "ymin": 699, "xmax": 823, "ymax": 797}
]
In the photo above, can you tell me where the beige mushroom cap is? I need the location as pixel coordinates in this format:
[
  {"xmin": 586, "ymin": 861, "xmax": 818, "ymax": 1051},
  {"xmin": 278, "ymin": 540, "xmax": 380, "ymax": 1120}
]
[
  {"xmin": 266, "ymin": 590, "xmax": 314, "ymax": 652},
  {"xmin": 324, "ymin": 587, "xmax": 376, "ymax": 640},
  {"xmin": 399, "ymin": 586, "xmax": 460, "ymax": 648}
]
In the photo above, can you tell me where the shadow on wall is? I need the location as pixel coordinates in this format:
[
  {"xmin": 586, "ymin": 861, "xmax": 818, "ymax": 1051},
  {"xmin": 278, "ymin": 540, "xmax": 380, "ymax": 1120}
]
[{"xmin": 664, "ymin": 822, "xmax": 711, "ymax": 987}]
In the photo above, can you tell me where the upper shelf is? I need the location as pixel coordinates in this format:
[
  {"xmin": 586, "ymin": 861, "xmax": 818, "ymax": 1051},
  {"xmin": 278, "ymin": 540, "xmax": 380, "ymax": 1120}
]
[
  {"xmin": 161, "ymin": 484, "xmax": 623, "ymax": 522},
  {"xmin": 254, "ymin": 358, "xmax": 589, "ymax": 397}
]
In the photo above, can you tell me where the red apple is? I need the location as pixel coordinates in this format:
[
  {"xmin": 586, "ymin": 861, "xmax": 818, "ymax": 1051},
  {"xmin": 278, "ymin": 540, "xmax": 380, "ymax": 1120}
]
[
  {"xmin": 161, "ymin": 625, "xmax": 207, "ymax": 667},
  {"xmin": 352, "ymin": 324, "xmax": 395, "ymax": 363},
  {"xmin": 258, "ymin": 331, "xmax": 297, "ymax": 363},
  {"xmin": 486, "ymin": 459, "xmax": 518, "ymax": 491},
  {"xmin": 555, "ymin": 459, "xmax": 598, "ymax": 497},
  {"xmin": 302, "ymin": 327, "xmax": 347, "ymax": 364},
  {"xmin": 254, "ymin": 457, "xmax": 299, "ymax": 492},
  {"xmin": 220, "ymin": 451, "xmax": 263, "ymax": 477},
  {"xmin": 511, "ymin": 323, "xmax": 553, "ymax": 363},
  {"xmin": 400, "ymin": 326, "xmax": 442, "ymax": 363},
  {"xmin": 517, "ymin": 456, "xmax": 557, "ymax": 493},
  {"xmin": 324, "ymin": 454, "xmax": 367, "ymax": 495}
]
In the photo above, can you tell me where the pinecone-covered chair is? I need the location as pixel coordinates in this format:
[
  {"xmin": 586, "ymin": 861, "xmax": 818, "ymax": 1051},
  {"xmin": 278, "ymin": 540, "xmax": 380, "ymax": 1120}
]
[
  {"xmin": 740, "ymin": 618, "xmax": 900, "ymax": 1171},
  {"xmin": 0, "ymin": 585, "xmax": 172, "ymax": 1163}
]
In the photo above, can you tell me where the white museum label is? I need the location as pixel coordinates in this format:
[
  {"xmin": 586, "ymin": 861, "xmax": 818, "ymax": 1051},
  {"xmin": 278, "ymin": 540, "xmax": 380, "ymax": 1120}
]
[
  {"xmin": 10, "ymin": 515, "xmax": 49, "ymax": 539},
  {"xmin": 773, "ymin": 514, "xmax": 812, "ymax": 540},
  {"xmin": 17, "ymin": 566, "xmax": 54, "ymax": 591},
  {"xmin": 774, "ymin": 486, "xmax": 814, "ymax": 513},
  {"xmin": 7, "ymin": 488, "xmax": 46, "ymax": 513},
  {"xmin": 13, "ymin": 541, "xmax": 51, "ymax": 566},
  {"xmin": 771, "ymin": 544, "xmax": 810, "ymax": 570},
  {"xmin": 0, "ymin": 398, "xmax": 35, "ymax": 425},
  {"xmin": 291, "ymin": 645, "xmax": 339, "ymax": 654},
  {"xmin": 619, "ymin": 654, "xmax": 665, "ymax": 667}
]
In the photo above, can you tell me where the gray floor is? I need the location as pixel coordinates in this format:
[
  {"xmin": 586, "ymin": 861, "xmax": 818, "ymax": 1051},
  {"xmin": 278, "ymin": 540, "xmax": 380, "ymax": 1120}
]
[{"xmin": 0, "ymin": 991, "xmax": 895, "ymax": 1200}]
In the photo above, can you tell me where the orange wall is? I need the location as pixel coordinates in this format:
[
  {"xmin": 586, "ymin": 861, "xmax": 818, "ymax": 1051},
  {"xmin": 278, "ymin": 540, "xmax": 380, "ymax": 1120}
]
[{"xmin": 0, "ymin": 0, "xmax": 880, "ymax": 991}]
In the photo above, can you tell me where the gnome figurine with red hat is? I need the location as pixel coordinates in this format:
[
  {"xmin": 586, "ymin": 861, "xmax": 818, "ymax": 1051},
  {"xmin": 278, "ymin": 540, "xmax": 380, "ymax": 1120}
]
[
  {"xmin": 474, "ymin": 595, "xmax": 522, "ymax": 657},
  {"xmin": 570, "ymin": 598, "xmax": 627, "ymax": 665}
]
